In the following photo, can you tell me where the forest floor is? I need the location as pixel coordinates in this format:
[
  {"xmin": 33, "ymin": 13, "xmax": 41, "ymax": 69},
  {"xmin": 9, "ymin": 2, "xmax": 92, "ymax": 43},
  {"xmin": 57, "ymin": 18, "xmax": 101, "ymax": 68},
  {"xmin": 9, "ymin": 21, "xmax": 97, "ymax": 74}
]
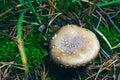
[{"xmin": 0, "ymin": 0, "xmax": 120, "ymax": 80}]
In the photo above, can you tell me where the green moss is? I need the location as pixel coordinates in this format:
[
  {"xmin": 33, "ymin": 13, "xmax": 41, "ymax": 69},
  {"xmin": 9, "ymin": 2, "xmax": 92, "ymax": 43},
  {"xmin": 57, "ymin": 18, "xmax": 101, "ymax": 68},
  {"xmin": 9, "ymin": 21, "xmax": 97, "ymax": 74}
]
[
  {"xmin": 0, "ymin": 28, "xmax": 47, "ymax": 72},
  {"xmin": 24, "ymin": 28, "xmax": 47, "ymax": 69},
  {"xmin": 0, "ymin": 36, "xmax": 18, "ymax": 62}
]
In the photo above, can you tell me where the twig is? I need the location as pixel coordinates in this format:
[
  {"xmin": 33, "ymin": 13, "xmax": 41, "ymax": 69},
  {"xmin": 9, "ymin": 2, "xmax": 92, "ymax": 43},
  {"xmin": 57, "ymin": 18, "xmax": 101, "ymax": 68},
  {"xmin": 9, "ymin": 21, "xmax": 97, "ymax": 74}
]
[
  {"xmin": 48, "ymin": 12, "xmax": 62, "ymax": 26},
  {"xmin": 96, "ymin": 15, "xmax": 102, "ymax": 29},
  {"xmin": 94, "ymin": 57, "xmax": 119, "ymax": 80},
  {"xmin": 100, "ymin": 47, "xmax": 111, "ymax": 59},
  {"xmin": 96, "ymin": 5, "xmax": 120, "ymax": 33},
  {"xmin": 95, "ymin": 10, "xmax": 109, "ymax": 29},
  {"xmin": 41, "ymin": 65, "xmax": 48, "ymax": 80},
  {"xmin": 113, "ymin": 64, "xmax": 116, "ymax": 80},
  {"xmin": 102, "ymin": 75, "xmax": 109, "ymax": 80},
  {"xmin": 118, "ymin": 71, "xmax": 120, "ymax": 80},
  {"xmin": 111, "ymin": 10, "xmax": 120, "ymax": 18},
  {"xmin": 86, "ymin": 56, "xmax": 119, "ymax": 80}
]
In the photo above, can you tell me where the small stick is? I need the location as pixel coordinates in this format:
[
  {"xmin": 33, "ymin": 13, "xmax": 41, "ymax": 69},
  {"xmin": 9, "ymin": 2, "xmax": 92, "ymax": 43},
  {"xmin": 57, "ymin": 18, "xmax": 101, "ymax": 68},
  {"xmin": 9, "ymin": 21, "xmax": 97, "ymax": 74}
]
[
  {"xmin": 100, "ymin": 47, "xmax": 110, "ymax": 59},
  {"xmin": 96, "ymin": 5, "xmax": 120, "ymax": 33},
  {"xmin": 111, "ymin": 10, "xmax": 120, "ymax": 18}
]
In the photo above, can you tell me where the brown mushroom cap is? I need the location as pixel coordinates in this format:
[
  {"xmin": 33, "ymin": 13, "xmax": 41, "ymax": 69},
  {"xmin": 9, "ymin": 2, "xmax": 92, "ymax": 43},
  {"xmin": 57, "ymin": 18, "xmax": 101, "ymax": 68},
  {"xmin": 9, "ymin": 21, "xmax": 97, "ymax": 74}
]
[{"xmin": 50, "ymin": 24, "xmax": 100, "ymax": 67}]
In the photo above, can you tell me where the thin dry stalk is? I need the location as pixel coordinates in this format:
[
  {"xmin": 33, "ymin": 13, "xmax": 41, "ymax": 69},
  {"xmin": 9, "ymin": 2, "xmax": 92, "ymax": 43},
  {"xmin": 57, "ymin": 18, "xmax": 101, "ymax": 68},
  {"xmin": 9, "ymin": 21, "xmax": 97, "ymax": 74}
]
[
  {"xmin": 118, "ymin": 72, "xmax": 120, "ymax": 80},
  {"xmin": 0, "ymin": 62, "xmax": 13, "ymax": 79},
  {"xmin": 48, "ymin": 12, "xmax": 62, "ymax": 26},
  {"xmin": 94, "ymin": 56, "xmax": 119, "ymax": 80},
  {"xmin": 101, "ymin": 75, "xmax": 109, "ymax": 80},
  {"xmin": 111, "ymin": 10, "xmax": 120, "ymax": 18},
  {"xmin": 113, "ymin": 64, "xmax": 116, "ymax": 80},
  {"xmin": 86, "ymin": 56, "xmax": 119, "ymax": 80},
  {"xmin": 92, "ymin": 13, "xmax": 109, "ymax": 29},
  {"xmin": 96, "ymin": 5, "xmax": 120, "ymax": 33},
  {"xmin": 100, "ymin": 47, "xmax": 110, "ymax": 59},
  {"xmin": 41, "ymin": 65, "xmax": 49, "ymax": 80},
  {"xmin": 17, "ymin": 41, "xmax": 28, "ymax": 74},
  {"xmin": 98, "ymin": 52, "xmax": 103, "ymax": 65}
]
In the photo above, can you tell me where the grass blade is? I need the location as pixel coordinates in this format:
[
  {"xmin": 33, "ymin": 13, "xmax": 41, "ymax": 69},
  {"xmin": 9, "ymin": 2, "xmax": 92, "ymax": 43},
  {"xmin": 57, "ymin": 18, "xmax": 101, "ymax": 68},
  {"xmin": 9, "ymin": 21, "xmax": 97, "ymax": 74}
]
[
  {"xmin": 93, "ymin": 28, "xmax": 113, "ymax": 50},
  {"xmin": 97, "ymin": 0, "xmax": 120, "ymax": 7},
  {"xmin": 17, "ymin": 9, "xmax": 29, "ymax": 74},
  {"xmin": 113, "ymin": 43, "xmax": 120, "ymax": 49}
]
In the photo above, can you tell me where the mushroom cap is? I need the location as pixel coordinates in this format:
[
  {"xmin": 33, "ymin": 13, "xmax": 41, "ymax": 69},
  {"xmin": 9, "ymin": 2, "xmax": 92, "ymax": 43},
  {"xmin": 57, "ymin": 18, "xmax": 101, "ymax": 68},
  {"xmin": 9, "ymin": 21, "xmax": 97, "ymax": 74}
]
[{"xmin": 50, "ymin": 24, "xmax": 100, "ymax": 67}]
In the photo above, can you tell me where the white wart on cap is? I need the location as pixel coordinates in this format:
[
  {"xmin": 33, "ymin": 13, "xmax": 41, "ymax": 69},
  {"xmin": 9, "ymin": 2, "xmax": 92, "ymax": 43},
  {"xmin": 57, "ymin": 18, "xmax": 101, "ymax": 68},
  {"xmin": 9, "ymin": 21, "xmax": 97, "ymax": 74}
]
[{"xmin": 50, "ymin": 24, "xmax": 100, "ymax": 67}]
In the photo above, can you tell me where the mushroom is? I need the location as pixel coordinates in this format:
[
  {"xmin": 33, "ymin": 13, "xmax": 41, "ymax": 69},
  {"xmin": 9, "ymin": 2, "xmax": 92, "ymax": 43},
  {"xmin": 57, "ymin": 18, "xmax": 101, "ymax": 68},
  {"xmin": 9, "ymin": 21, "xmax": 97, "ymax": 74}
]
[{"xmin": 50, "ymin": 24, "xmax": 100, "ymax": 67}]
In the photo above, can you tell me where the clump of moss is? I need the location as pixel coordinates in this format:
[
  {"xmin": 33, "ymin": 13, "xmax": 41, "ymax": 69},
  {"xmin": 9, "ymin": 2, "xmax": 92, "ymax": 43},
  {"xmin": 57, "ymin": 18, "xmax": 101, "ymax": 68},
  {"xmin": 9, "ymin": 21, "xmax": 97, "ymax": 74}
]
[
  {"xmin": 0, "ymin": 27, "xmax": 47, "ymax": 74},
  {"xmin": 24, "ymin": 28, "xmax": 47, "ymax": 68},
  {"xmin": 0, "ymin": 35, "xmax": 18, "ymax": 62}
]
